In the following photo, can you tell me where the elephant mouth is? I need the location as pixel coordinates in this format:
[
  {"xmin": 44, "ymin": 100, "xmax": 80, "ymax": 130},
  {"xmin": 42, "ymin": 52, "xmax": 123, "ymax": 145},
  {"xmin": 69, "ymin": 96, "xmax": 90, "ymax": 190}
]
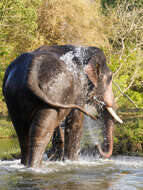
[
  {"xmin": 93, "ymin": 96, "xmax": 123, "ymax": 124},
  {"xmin": 106, "ymin": 107, "xmax": 123, "ymax": 124}
]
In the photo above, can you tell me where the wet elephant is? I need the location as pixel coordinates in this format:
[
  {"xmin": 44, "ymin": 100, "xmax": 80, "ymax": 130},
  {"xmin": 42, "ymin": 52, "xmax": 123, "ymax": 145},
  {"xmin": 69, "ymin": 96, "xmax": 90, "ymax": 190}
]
[{"xmin": 3, "ymin": 45, "xmax": 122, "ymax": 168}]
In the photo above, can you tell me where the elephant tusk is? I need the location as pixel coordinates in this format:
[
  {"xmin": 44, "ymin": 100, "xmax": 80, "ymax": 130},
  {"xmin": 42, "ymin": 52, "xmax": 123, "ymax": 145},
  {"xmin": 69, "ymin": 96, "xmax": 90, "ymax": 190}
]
[{"xmin": 106, "ymin": 107, "xmax": 123, "ymax": 124}]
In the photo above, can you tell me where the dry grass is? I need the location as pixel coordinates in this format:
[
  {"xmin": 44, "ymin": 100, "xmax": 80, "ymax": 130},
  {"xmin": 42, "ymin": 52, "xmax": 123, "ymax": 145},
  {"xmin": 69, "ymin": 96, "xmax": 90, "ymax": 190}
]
[{"xmin": 34, "ymin": 0, "xmax": 109, "ymax": 48}]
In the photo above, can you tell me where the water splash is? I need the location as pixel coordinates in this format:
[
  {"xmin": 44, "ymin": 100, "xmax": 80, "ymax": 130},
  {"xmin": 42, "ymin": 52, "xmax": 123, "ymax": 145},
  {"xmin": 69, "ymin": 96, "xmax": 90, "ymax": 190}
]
[
  {"xmin": 60, "ymin": 47, "xmax": 88, "ymax": 97},
  {"xmin": 0, "ymin": 157, "xmax": 143, "ymax": 190},
  {"xmin": 80, "ymin": 111, "xmax": 105, "ymax": 157},
  {"xmin": 1, "ymin": 156, "xmax": 143, "ymax": 174},
  {"xmin": 74, "ymin": 46, "xmax": 88, "ymax": 65},
  {"xmin": 60, "ymin": 50, "xmax": 80, "ymax": 80},
  {"xmin": 84, "ymin": 116, "xmax": 100, "ymax": 145},
  {"xmin": 60, "ymin": 51, "xmax": 76, "ymax": 72}
]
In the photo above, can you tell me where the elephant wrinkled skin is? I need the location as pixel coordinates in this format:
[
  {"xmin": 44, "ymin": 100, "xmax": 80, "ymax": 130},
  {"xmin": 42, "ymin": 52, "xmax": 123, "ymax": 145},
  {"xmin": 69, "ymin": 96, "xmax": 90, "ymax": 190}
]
[{"xmin": 3, "ymin": 45, "xmax": 122, "ymax": 168}]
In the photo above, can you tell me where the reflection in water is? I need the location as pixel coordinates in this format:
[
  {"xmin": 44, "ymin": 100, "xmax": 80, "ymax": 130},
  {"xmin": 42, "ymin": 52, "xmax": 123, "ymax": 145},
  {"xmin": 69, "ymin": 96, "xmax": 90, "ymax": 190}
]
[{"xmin": 0, "ymin": 156, "xmax": 143, "ymax": 190}]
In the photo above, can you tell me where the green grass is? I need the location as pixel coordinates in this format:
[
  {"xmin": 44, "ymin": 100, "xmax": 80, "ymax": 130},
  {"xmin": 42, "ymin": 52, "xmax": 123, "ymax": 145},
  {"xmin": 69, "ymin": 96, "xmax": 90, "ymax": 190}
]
[
  {"xmin": 0, "ymin": 117, "xmax": 20, "ymax": 160},
  {"xmin": 0, "ymin": 146, "xmax": 21, "ymax": 160},
  {"xmin": 0, "ymin": 138, "xmax": 20, "ymax": 160},
  {"xmin": 0, "ymin": 117, "xmax": 17, "ymax": 138}
]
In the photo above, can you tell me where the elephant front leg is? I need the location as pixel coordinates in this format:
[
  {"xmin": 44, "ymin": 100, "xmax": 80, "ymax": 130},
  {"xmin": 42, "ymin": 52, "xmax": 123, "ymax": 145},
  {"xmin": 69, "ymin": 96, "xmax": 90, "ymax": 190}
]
[
  {"xmin": 64, "ymin": 110, "xmax": 84, "ymax": 160},
  {"xmin": 28, "ymin": 108, "xmax": 59, "ymax": 168}
]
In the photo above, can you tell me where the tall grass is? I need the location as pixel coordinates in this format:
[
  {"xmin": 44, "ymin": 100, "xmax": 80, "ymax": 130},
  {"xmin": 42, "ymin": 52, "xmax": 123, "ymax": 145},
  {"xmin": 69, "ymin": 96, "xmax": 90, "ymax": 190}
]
[{"xmin": 35, "ymin": 0, "xmax": 109, "ymax": 48}]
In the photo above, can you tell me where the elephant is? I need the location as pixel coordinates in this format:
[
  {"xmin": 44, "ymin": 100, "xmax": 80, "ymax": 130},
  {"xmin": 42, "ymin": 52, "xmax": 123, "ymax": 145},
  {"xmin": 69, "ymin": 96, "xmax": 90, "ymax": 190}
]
[{"xmin": 3, "ymin": 45, "xmax": 122, "ymax": 168}]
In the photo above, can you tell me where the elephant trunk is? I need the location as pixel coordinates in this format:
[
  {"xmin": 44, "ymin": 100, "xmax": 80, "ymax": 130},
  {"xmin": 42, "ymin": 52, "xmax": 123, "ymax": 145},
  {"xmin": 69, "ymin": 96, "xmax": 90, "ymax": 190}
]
[{"xmin": 97, "ymin": 119, "xmax": 114, "ymax": 158}]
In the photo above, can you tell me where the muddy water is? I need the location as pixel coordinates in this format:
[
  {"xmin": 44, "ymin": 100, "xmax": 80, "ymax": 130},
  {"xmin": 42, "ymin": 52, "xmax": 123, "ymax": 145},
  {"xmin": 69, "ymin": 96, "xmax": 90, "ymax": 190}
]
[{"xmin": 0, "ymin": 155, "xmax": 143, "ymax": 190}]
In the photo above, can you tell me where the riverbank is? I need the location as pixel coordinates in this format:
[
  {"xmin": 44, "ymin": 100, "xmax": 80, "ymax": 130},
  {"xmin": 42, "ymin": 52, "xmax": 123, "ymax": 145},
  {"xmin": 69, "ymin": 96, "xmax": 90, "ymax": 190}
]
[
  {"xmin": 0, "ymin": 116, "xmax": 20, "ymax": 160},
  {"xmin": 0, "ymin": 116, "xmax": 17, "ymax": 138},
  {"xmin": 0, "ymin": 138, "xmax": 20, "ymax": 160},
  {"xmin": 114, "ymin": 109, "xmax": 143, "ymax": 156}
]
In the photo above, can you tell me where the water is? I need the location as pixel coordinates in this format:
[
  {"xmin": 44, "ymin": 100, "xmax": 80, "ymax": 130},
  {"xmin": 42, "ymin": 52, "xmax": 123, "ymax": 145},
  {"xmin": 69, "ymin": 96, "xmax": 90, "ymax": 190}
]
[
  {"xmin": 83, "ymin": 115, "xmax": 104, "ymax": 146},
  {"xmin": 0, "ymin": 156, "xmax": 143, "ymax": 190},
  {"xmin": 60, "ymin": 47, "xmax": 87, "ymax": 94}
]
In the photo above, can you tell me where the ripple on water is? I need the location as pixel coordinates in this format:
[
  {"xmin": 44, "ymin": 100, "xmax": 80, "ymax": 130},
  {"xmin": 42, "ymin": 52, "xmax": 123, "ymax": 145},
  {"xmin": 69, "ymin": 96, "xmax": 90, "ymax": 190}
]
[
  {"xmin": 0, "ymin": 156, "xmax": 143, "ymax": 190},
  {"xmin": 0, "ymin": 155, "xmax": 143, "ymax": 173}
]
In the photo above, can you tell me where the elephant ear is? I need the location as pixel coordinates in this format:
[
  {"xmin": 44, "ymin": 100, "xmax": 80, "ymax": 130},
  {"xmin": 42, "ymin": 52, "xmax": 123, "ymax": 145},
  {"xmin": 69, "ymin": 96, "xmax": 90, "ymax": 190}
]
[
  {"xmin": 84, "ymin": 56, "xmax": 103, "ymax": 85},
  {"xmin": 84, "ymin": 56, "xmax": 100, "ymax": 88},
  {"xmin": 89, "ymin": 56, "xmax": 102, "ymax": 75}
]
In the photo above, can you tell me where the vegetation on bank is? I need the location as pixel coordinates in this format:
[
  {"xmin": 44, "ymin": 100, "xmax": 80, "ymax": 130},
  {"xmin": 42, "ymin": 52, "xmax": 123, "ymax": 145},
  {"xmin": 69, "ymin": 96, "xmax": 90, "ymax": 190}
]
[
  {"xmin": 0, "ymin": 138, "xmax": 20, "ymax": 160},
  {"xmin": 114, "ymin": 110, "xmax": 143, "ymax": 156},
  {"xmin": 0, "ymin": 0, "xmax": 143, "ymax": 156},
  {"xmin": 0, "ymin": 116, "xmax": 16, "ymax": 138}
]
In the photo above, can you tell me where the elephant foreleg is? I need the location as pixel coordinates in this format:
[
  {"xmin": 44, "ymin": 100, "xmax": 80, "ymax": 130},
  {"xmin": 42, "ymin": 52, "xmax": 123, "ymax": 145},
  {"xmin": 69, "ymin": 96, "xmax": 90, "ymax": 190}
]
[{"xmin": 28, "ymin": 108, "xmax": 60, "ymax": 168}]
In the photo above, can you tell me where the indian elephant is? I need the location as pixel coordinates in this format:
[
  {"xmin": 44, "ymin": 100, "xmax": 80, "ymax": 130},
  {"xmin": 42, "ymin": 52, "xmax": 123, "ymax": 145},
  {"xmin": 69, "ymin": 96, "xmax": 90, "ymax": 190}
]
[{"xmin": 3, "ymin": 45, "xmax": 122, "ymax": 168}]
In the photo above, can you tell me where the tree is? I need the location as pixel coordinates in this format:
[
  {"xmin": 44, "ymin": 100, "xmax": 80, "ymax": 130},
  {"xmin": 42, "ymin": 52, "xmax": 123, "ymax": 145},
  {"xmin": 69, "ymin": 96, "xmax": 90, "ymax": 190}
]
[
  {"xmin": 102, "ymin": 0, "xmax": 143, "ymax": 108},
  {"xmin": 0, "ymin": 0, "xmax": 41, "ymax": 114}
]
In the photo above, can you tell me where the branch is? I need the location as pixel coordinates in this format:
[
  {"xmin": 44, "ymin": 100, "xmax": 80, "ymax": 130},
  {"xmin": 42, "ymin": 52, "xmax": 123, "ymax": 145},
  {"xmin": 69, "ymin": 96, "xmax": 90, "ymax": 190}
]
[
  {"xmin": 113, "ymin": 81, "xmax": 138, "ymax": 108},
  {"xmin": 113, "ymin": 37, "xmax": 125, "ymax": 77}
]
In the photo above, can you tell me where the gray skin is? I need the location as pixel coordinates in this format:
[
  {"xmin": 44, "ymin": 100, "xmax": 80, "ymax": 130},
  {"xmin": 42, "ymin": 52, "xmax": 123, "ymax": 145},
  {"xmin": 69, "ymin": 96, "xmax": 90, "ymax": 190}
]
[{"xmin": 3, "ymin": 45, "xmax": 115, "ymax": 168}]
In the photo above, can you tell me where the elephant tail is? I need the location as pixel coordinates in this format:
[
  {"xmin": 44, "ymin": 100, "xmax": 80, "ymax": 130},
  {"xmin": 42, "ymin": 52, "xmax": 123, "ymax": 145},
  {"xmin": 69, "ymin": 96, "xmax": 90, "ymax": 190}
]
[
  {"xmin": 28, "ymin": 71, "xmax": 97, "ymax": 121},
  {"xmin": 45, "ymin": 101, "xmax": 97, "ymax": 121}
]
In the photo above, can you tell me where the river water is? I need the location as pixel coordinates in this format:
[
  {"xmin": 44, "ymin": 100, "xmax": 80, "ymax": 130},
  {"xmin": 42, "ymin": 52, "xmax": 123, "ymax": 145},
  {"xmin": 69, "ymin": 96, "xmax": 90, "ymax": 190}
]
[{"xmin": 0, "ymin": 155, "xmax": 143, "ymax": 190}]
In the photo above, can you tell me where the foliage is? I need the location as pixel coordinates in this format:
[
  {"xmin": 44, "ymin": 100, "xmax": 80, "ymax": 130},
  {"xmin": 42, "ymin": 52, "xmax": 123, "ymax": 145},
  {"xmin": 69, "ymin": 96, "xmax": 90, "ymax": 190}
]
[
  {"xmin": 102, "ymin": 0, "xmax": 143, "ymax": 108},
  {"xmin": 114, "ymin": 116, "xmax": 143, "ymax": 155},
  {"xmin": 0, "ymin": 0, "xmax": 41, "ymax": 57},
  {"xmin": 0, "ymin": 138, "xmax": 20, "ymax": 160},
  {"xmin": 0, "ymin": 0, "xmax": 41, "ymax": 114},
  {"xmin": 0, "ymin": 116, "xmax": 16, "ymax": 138}
]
